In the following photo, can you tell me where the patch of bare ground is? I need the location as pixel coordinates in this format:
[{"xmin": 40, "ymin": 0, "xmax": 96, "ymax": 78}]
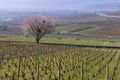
[
  {"xmin": 71, "ymin": 26, "xmax": 96, "ymax": 32},
  {"xmin": 87, "ymin": 26, "xmax": 120, "ymax": 36}
]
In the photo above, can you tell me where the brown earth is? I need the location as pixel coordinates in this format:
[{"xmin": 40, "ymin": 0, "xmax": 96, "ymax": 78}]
[
  {"xmin": 71, "ymin": 26, "xmax": 96, "ymax": 32},
  {"xmin": 87, "ymin": 25, "xmax": 120, "ymax": 36}
]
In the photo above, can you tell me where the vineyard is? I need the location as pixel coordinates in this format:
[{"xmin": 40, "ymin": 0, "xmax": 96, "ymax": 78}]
[{"xmin": 0, "ymin": 43, "xmax": 120, "ymax": 80}]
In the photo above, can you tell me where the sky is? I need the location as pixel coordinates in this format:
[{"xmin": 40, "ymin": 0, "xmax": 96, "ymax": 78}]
[{"xmin": 0, "ymin": 0, "xmax": 120, "ymax": 11}]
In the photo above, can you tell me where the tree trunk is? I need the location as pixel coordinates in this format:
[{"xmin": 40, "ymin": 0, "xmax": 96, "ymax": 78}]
[
  {"xmin": 36, "ymin": 37, "xmax": 40, "ymax": 43},
  {"xmin": 35, "ymin": 34, "xmax": 44, "ymax": 43}
]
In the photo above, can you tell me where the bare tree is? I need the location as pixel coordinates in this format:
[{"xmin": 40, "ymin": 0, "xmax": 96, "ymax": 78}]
[{"xmin": 23, "ymin": 15, "xmax": 55, "ymax": 43}]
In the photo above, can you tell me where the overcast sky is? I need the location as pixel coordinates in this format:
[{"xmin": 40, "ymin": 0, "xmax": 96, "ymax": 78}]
[{"xmin": 0, "ymin": 0, "xmax": 120, "ymax": 11}]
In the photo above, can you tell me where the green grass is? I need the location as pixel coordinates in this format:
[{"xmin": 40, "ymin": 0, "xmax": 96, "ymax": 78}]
[
  {"xmin": 56, "ymin": 25, "xmax": 87, "ymax": 34},
  {"xmin": 79, "ymin": 26, "xmax": 104, "ymax": 35},
  {"xmin": 1, "ymin": 34, "xmax": 120, "ymax": 47}
]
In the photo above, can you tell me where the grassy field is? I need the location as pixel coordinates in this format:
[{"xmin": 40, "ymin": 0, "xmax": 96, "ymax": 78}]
[
  {"xmin": 1, "ymin": 34, "xmax": 120, "ymax": 47},
  {"xmin": 56, "ymin": 25, "xmax": 88, "ymax": 34}
]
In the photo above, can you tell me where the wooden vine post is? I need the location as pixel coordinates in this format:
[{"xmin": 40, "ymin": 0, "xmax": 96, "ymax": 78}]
[
  {"xmin": 81, "ymin": 63, "xmax": 84, "ymax": 80},
  {"xmin": 106, "ymin": 65, "xmax": 109, "ymax": 80}
]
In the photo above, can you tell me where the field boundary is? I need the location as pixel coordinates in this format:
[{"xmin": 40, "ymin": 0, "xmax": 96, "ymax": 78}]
[
  {"xmin": 40, "ymin": 42, "xmax": 120, "ymax": 49},
  {"xmin": 1, "ymin": 40, "xmax": 120, "ymax": 49}
]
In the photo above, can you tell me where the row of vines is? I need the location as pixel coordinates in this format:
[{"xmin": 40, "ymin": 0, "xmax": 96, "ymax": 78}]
[{"xmin": 0, "ymin": 43, "xmax": 120, "ymax": 80}]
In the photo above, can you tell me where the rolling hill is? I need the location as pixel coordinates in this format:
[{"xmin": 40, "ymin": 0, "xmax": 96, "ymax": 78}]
[{"xmin": 0, "ymin": 11, "xmax": 120, "ymax": 36}]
